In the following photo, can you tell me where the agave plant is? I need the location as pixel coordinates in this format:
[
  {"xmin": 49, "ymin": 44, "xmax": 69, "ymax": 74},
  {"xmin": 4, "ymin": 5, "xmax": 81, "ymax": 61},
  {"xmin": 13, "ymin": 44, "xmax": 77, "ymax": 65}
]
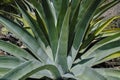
[{"xmin": 0, "ymin": 0, "xmax": 120, "ymax": 80}]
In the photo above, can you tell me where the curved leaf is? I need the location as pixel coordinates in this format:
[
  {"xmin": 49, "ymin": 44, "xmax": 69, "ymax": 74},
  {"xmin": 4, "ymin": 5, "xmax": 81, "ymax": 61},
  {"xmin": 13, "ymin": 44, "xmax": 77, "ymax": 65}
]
[
  {"xmin": 16, "ymin": 0, "xmax": 45, "ymax": 48},
  {"xmin": 0, "ymin": 40, "xmax": 35, "ymax": 60},
  {"xmin": 82, "ymin": 32, "xmax": 120, "ymax": 59},
  {"xmin": 15, "ymin": 0, "xmax": 50, "ymax": 62},
  {"xmin": 94, "ymin": 16, "xmax": 120, "ymax": 36},
  {"xmin": 95, "ymin": 51, "xmax": 120, "ymax": 65},
  {"xmin": 0, "ymin": 56, "xmax": 24, "ymax": 69},
  {"xmin": 71, "ymin": 66, "xmax": 106, "ymax": 80},
  {"xmin": 94, "ymin": 0, "xmax": 120, "ymax": 19},
  {"xmin": 0, "ymin": 15, "xmax": 41, "ymax": 61},
  {"xmin": 1, "ymin": 61, "xmax": 61, "ymax": 80},
  {"xmin": 92, "ymin": 40, "xmax": 120, "ymax": 64}
]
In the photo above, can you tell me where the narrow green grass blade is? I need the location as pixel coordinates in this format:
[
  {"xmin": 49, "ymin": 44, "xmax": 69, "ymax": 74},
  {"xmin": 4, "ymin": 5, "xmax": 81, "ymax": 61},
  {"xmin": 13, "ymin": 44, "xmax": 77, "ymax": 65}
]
[
  {"xmin": 1, "ymin": 61, "xmax": 61, "ymax": 80},
  {"xmin": 71, "ymin": 0, "xmax": 102, "ymax": 61},
  {"xmin": 94, "ymin": 0, "xmax": 120, "ymax": 19},
  {"xmin": 56, "ymin": 7, "xmax": 71, "ymax": 73},
  {"xmin": 0, "ymin": 40, "xmax": 35, "ymax": 60},
  {"xmin": 0, "ymin": 56, "xmax": 24, "ymax": 69}
]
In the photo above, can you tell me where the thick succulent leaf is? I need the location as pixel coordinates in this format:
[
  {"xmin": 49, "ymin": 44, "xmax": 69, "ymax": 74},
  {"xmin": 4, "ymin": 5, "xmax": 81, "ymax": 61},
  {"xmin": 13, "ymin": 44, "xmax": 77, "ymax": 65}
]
[
  {"xmin": 80, "ymin": 7, "xmax": 120, "ymax": 52},
  {"xmin": 79, "ymin": 19, "xmax": 103, "ymax": 52},
  {"xmin": 92, "ymin": 40, "xmax": 120, "ymax": 65},
  {"xmin": 21, "ymin": 64, "xmax": 61, "ymax": 80},
  {"xmin": 70, "ymin": 0, "xmax": 81, "ymax": 18},
  {"xmin": 68, "ymin": 0, "xmax": 81, "ymax": 52},
  {"xmin": 28, "ymin": 0, "xmax": 48, "ymax": 33},
  {"xmin": 0, "ymin": 68, "xmax": 11, "ymax": 78},
  {"xmin": 106, "ymin": 76, "xmax": 120, "ymax": 80},
  {"xmin": 79, "ymin": 34, "xmax": 95, "ymax": 54},
  {"xmin": 0, "ymin": 15, "xmax": 42, "ymax": 61},
  {"xmin": 34, "ymin": 10, "xmax": 50, "ymax": 46},
  {"xmin": 24, "ymin": 0, "xmax": 49, "ymax": 46},
  {"xmin": 57, "ymin": 0, "xmax": 69, "ymax": 36},
  {"xmin": 30, "ymin": 70, "xmax": 53, "ymax": 79},
  {"xmin": 62, "ymin": 73, "xmax": 76, "ymax": 79},
  {"xmin": 51, "ymin": 0, "xmax": 62, "ymax": 17},
  {"xmin": 100, "ymin": 28, "xmax": 120, "ymax": 37},
  {"xmin": 82, "ymin": 32, "xmax": 120, "ymax": 59},
  {"xmin": 55, "ymin": 7, "xmax": 71, "ymax": 73},
  {"xmin": 0, "ymin": 15, "xmax": 51, "ymax": 62},
  {"xmin": 94, "ymin": 0, "xmax": 120, "ymax": 19},
  {"xmin": 94, "ymin": 16, "xmax": 120, "ymax": 36},
  {"xmin": 71, "ymin": 66, "xmax": 106, "ymax": 80},
  {"xmin": 0, "ymin": 40, "xmax": 35, "ymax": 60},
  {"xmin": 16, "ymin": 0, "xmax": 45, "ymax": 47},
  {"xmin": 1, "ymin": 61, "xmax": 61, "ymax": 80},
  {"xmin": 70, "ymin": 0, "xmax": 102, "ymax": 63},
  {"xmin": 81, "ymin": 42, "xmax": 120, "ymax": 67},
  {"xmin": 1, "ymin": 61, "xmax": 35, "ymax": 80},
  {"xmin": 41, "ymin": 0, "xmax": 58, "ymax": 58},
  {"xmin": 81, "ymin": 39, "xmax": 120, "ymax": 66},
  {"xmin": 0, "ymin": 56, "xmax": 24, "ymax": 77},
  {"xmin": 0, "ymin": 10, "xmax": 20, "ymax": 19},
  {"xmin": 0, "ymin": 56, "xmax": 24, "ymax": 69},
  {"xmin": 95, "ymin": 51, "xmax": 120, "ymax": 65},
  {"xmin": 15, "ymin": 0, "xmax": 50, "ymax": 62},
  {"xmin": 95, "ymin": 68, "xmax": 120, "ymax": 79},
  {"xmin": 89, "ymin": 17, "xmax": 104, "ymax": 34},
  {"xmin": 21, "ymin": 18, "xmax": 35, "ymax": 36},
  {"xmin": 80, "ymin": 15, "xmax": 120, "ymax": 53}
]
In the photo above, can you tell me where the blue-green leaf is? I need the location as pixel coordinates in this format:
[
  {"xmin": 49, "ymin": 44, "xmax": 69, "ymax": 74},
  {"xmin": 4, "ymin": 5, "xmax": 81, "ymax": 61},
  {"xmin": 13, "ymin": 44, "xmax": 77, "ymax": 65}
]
[
  {"xmin": 0, "ymin": 40, "xmax": 35, "ymax": 60},
  {"xmin": 56, "ymin": 7, "xmax": 71, "ymax": 73}
]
